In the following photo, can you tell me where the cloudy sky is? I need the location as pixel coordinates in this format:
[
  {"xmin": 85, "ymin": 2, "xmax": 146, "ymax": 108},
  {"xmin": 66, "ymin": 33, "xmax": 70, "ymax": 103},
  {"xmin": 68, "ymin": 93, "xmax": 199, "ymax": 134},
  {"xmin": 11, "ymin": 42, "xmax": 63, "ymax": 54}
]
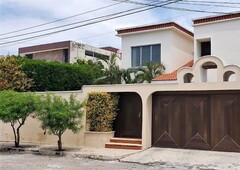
[{"xmin": 0, "ymin": 0, "xmax": 239, "ymax": 55}]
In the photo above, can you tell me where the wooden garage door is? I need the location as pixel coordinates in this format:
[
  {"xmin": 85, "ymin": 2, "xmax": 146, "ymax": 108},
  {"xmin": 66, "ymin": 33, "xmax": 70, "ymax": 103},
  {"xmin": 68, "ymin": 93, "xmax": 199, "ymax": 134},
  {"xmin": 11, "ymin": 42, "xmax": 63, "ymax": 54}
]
[{"xmin": 152, "ymin": 91, "xmax": 240, "ymax": 152}]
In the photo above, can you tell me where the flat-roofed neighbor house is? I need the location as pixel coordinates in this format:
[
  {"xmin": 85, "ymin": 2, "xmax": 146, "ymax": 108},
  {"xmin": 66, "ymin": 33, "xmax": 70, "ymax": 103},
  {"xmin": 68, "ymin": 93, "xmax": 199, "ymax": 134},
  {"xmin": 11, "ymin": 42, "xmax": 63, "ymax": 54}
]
[
  {"xmin": 116, "ymin": 22, "xmax": 194, "ymax": 74},
  {"xmin": 19, "ymin": 41, "xmax": 121, "ymax": 64}
]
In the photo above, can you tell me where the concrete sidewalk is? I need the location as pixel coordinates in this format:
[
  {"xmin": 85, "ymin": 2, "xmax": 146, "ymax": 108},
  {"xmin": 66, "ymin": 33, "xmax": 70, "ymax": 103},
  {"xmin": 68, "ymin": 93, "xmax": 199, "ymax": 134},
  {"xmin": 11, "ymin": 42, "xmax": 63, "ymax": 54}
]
[
  {"xmin": 121, "ymin": 147, "xmax": 240, "ymax": 170},
  {"xmin": 39, "ymin": 146, "xmax": 140, "ymax": 160},
  {"xmin": 0, "ymin": 142, "xmax": 140, "ymax": 160}
]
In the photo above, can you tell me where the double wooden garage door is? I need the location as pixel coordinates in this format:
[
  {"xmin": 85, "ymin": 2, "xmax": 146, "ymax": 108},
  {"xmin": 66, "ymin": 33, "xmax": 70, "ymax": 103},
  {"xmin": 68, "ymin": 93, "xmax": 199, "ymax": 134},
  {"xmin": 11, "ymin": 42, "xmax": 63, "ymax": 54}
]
[{"xmin": 152, "ymin": 91, "xmax": 240, "ymax": 152}]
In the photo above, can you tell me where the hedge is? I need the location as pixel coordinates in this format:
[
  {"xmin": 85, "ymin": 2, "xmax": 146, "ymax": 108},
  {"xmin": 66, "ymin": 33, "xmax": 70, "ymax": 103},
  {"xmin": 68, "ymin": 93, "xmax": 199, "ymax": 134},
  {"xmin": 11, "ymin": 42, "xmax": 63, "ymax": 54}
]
[{"xmin": 22, "ymin": 59, "xmax": 95, "ymax": 91}]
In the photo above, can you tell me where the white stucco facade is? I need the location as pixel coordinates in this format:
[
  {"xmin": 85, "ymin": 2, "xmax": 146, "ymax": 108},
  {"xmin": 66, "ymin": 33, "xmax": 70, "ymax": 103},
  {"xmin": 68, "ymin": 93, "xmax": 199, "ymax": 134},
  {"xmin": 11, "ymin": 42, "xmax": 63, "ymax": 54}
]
[
  {"xmin": 118, "ymin": 26, "xmax": 193, "ymax": 73},
  {"xmin": 194, "ymin": 18, "xmax": 240, "ymax": 65},
  {"xmin": 69, "ymin": 42, "xmax": 121, "ymax": 65},
  {"xmin": 193, "ymin": 16, "xmax": 240, "ymax": 82}
]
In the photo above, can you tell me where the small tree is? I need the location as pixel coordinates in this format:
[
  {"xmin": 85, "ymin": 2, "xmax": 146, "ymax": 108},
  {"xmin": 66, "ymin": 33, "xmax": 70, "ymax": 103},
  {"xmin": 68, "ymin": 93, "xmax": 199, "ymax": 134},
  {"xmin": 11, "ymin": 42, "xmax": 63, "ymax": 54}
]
[
  {"xmin": 86, "ymin": 92, "xmax": 118, "ymax": 132},
  {"xmin": 94, "ymin": 54, "xmax": 122, "ymax": 84},
  {"xmin": 0, "ymin": 91, "xmax": 39, "ymax": 147},
  {"xmin": 36, "ymin": 94, "xmax": 84, "ymax": 151},
  {"xmin": 0, "ymin": 57, "xmax": 32, "ymax": 91},
  {"xmin": 121, "ymin": 68, "xmax": 139, "ymax": 84},
  {"xmin": 136, "ymin": 62, "xmax": 165, "ymax": 83}
]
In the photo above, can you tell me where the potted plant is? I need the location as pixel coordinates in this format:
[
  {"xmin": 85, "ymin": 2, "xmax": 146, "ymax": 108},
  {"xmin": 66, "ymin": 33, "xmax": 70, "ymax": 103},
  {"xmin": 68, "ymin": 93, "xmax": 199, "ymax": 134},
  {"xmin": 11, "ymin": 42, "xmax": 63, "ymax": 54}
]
[{"xmin": 85, "ymin": 92, "xmax": 118, "ymax": 147}]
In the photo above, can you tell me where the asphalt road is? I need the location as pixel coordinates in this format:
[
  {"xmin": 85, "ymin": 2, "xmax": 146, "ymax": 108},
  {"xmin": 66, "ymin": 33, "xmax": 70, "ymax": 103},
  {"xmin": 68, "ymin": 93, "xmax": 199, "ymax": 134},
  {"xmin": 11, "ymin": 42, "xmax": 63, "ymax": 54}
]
[{"xmin": 0, "ymin": 153, "xmax": 175, "ymax": 170}]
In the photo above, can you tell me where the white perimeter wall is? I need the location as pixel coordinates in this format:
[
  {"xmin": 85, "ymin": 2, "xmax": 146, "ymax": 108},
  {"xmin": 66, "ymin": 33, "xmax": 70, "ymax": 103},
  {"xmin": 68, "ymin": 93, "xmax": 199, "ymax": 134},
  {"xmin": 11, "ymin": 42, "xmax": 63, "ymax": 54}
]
[{"xmin": 0, "ymin": 81, "xmax": 239, "ymax": 149}]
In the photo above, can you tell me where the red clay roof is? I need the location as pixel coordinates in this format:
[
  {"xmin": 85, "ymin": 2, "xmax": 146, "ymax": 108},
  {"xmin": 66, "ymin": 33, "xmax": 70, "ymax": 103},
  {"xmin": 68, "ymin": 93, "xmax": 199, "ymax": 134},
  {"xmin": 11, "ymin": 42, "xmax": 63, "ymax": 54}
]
[
  {"xmin": 193, "ymin": 12, "xmax": 240, "ymax": 25},
  {"xmin": 117, "ymin": 22, "xmax": 193, "ymax": 37},
  {"xmin": 153, "ymin": 60, "xmax": 194, "ymax": 81}
]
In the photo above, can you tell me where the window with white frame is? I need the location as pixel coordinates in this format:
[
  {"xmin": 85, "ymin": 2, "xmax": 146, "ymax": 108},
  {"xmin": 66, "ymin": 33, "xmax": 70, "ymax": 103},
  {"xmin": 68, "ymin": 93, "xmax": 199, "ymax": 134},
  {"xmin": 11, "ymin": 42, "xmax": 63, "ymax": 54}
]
[{"xmin": 131, "ymin": 44, "xmax": 161, "ymax": 67}]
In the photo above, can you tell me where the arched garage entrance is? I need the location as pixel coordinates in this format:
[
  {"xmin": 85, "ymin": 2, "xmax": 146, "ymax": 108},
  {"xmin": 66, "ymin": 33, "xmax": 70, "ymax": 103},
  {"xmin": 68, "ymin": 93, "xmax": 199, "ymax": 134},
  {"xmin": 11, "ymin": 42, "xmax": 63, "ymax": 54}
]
[
  {"xmin": 114, "ymin": 92, "xmax": 142, "ymax": 139},
  {"xmin": 152, "ymin": 91, "xmax": 240, "ymax": 152}
]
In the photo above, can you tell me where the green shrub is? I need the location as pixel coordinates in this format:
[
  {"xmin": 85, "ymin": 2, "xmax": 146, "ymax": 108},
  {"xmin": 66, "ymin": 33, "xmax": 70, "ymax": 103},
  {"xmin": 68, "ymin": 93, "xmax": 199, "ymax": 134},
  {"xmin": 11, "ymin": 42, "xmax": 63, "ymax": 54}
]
[
  {"xmin": 21, "ymin": 59, "xmax": 95, "ymax": 91},
  {"xmin": 0, "ymin": 57, "xmax": 32, "ymax": 91},
  {"xmin": 74, "ymin": 59, "xmax": 104, "ymax": 81},
  {"xmin": 86, "ymin": 92, "xmax": 118, "ymax": 132}
]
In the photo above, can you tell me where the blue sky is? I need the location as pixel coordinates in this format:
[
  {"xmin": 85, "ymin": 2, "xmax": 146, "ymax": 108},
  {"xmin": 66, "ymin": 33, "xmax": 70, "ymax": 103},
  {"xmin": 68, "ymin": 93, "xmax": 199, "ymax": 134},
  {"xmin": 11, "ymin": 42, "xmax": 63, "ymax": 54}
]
[{"xmin": 0, "ymin": 0, "xmax": 239, "ymax": 55}]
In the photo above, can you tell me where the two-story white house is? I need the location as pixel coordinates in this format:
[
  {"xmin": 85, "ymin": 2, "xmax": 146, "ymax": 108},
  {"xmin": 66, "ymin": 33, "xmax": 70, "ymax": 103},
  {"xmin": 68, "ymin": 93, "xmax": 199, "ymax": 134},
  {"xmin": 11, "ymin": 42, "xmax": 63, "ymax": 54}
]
[
  {"xmin": 116, "ymin": 22, "xmax": 194, "ymax": 73},
  {"xmin": 117, "ymin": 12, "xmax": 240, "ymax": 83}
]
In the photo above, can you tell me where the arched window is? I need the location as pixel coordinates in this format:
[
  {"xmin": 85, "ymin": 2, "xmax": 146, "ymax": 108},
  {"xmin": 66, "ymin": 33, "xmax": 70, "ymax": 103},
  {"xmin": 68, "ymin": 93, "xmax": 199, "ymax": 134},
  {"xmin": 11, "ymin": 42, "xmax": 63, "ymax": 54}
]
[
  {"xmin": 184, "ymin": 73, "xmax": 194, "ymax": 83},
  {"xmin": 223, "ymin": 71, "xmax": 236, "ymax": 82}
]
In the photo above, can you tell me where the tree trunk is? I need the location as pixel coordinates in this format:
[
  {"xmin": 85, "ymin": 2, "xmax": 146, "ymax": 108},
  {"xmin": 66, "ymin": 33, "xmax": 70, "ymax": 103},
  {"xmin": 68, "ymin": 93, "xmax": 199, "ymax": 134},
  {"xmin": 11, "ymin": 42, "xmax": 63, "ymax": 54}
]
[
  {"xmin": 16, "ymin": 127, "xmax": 20, "ymax": 147},
  {"xmin": 11, "ymin": 124, "xmax": 18, "ymax": 147},
  {"xmin": 57, "ymin": 135, "xmax": 62, "ymax": 151}
]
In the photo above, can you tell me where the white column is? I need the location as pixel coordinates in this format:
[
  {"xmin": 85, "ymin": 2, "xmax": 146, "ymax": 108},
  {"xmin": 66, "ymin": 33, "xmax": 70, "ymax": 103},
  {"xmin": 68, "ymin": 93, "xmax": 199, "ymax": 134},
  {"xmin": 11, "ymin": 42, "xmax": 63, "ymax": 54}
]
[{"xmin": 141, "ymin": 93, "xmax": 152, "ymax": 149}]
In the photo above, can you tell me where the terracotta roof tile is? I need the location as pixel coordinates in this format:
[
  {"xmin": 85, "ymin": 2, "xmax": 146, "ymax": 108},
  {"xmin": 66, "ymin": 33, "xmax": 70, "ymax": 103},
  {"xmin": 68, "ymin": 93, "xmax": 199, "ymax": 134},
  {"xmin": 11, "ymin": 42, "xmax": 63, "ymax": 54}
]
[
  {"xmin": 193, "ymin": 12, "xmax": 240, "ymax": 25},
  {"xmin": 117, "ymin": 22, "xmax": 193, "ymax": 37},
  {"xmin": 153, "ymin": 60, "xmax": 194, "ymax": 81}
]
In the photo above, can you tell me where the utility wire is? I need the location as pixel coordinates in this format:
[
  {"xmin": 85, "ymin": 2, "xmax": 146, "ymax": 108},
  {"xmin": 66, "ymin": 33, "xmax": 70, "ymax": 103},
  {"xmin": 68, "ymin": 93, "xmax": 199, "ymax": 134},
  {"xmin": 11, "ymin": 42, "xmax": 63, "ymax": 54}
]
[
  {"xmin": 113, "ymin": 0, "xmax": 229, "ymax": 13},
  {"xmin": 162, "ymin": 6, "xmax": 229, "ymax": 13},
  {"xmin": 178, "ymin": 2, "xmax": 240, "ymax": 8},
  {"xmin": 0, "ymin": 0, "xmax": 179, "ymax": 45},
  {"xmin": 0, "ymin": 1, "xmax": 176, "ymax": 40},
  {"xmin": 144, "ymin": 0, "xmax": 240, "ymax": 4},
  {"xmin": 1, "ymin": 6, "xmax": 145, "ymax": 40},
  {"xmin": 0, "ymin": 2, "xmax": 122, "ymax": 36},
  {"xmin": 181, "ymin": 0, "xmax": 240, "ymax": 5}
]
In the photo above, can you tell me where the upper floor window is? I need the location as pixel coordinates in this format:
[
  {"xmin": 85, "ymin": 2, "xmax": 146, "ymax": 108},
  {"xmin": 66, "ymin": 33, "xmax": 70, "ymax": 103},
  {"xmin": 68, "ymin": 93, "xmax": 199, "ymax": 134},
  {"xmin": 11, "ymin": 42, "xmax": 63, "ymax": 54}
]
[
  {"xmin": 63, "ymin": 49, "xmax": 69, "ymax": 63},
  {"xmin": 25, "ymin": 54, "xmax": 33, "ymax": 59},
  {"xmin": 201, "ymin": 41, "xmax": 211, "ymax": 57},
  {"xmin": 131, "ymin": 44, "xmax": 161, "ymax": 67},
  {"xmin": 85, "ymin": 50, "xmax": 109, "ymax": 60}
]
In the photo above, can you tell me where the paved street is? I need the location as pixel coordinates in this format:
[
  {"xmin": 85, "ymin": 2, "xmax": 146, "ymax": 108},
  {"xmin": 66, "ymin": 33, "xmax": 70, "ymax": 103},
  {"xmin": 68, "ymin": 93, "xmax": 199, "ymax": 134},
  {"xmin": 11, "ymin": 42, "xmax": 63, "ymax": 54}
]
[
  {"xmin": 1, "ymin": 148, "xmax": 240, "ymax": 170},
  {"xmin": 0, "ymin": 153, "xmax": 174, "ymax": 170}
]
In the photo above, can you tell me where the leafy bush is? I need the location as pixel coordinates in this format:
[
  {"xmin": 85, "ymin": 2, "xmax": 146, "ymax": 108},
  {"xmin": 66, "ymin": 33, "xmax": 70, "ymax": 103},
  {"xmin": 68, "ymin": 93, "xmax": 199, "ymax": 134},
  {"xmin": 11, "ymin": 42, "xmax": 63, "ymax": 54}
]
[
  {"xmin": 21, "ymin": 59, "xmax": 95, "ymax": 91},
  {"xmin": 0, "ymin": 57, "xmax": 32, "ymax": 91},
  {"xmin": 86, "ymin": 92, "xmax": 118, "ymax": 132},
  {"xmin": 74, "ymin": 59, "xmax": 104, "ymax": 81}
]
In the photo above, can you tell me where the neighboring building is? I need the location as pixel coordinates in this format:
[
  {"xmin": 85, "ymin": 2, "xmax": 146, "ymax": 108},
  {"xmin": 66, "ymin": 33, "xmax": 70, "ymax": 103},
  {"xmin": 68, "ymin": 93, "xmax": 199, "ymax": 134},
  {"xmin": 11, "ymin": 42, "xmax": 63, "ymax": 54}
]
[
  {"xmin": 100, "ymin": 46, "xmax": 120, "ymax": 53},
  {"xmin": 19, "ymin": 41, "xmax": 121, "ymax": 64},
  {"xmin": 116, "ymin": 22, "xmax": 194, "ymax": 74}
]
